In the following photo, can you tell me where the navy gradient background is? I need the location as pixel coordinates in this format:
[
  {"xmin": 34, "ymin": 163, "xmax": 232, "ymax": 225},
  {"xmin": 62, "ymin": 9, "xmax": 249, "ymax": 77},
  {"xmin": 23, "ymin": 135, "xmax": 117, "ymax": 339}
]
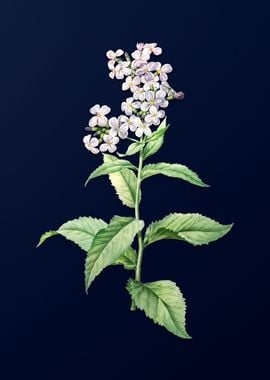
[{"xmin": 1, "ymin": 1, "xmax": 269, "ymax": 379}]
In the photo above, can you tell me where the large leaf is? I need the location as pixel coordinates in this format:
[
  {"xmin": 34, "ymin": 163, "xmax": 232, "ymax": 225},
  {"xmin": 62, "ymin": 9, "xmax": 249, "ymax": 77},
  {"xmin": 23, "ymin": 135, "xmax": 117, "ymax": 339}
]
[
  {"xmin": 127, "ymin": 279, "xmax": 191, "ymax": 339},
  {"xmin": 144, "ymin": 213, "xmax": 233, "ymax": 247},
  {"xmin": 104, "ymin": 154, "xmax": 140, "ymax": 208},
  {"xmin": 37, "ymin": 217, "xmax": 107, "ymax": 251},
  {"xmin": 141, "ymin": 163, "xmax": 208, "ymax": 187},
  {"xmin": 113, "ymin": 247, "xmax": 137, "ymax": 270},
  {"xmin": 143, "ymin": 119, "xmax": 168, "ymax": 159},
  {"xmin": 85, "ymin": 155, "xmax": 137, "ymax": 186},
  {"xmin": 118, "ymin": 141, "xmax": 145, "ymax": 157},
  {"xmin": 85, "ymin": 216, "xmax": 144, "ymax": 291}
]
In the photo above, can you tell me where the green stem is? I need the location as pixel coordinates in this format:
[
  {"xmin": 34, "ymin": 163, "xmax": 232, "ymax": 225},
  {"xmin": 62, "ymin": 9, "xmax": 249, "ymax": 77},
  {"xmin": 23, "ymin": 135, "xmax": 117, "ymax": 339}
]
[{"xmin": 131, "ymin": 140, "xmax": 144, "ymax": 311}]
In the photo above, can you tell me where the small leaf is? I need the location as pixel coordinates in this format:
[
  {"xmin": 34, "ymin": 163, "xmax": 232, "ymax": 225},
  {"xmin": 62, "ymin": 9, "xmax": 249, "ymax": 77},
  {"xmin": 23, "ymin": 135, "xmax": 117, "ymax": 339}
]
[
  {"xmin": 118, "ymin": 141, "xmax": 144, "ymax": 157},
  {"xmin": 37, "ymin": 217, "xmax": 107, "ymax": 251},
  {"xmin": 85, "ymin": 216, "xmax": 144, "ymax": 291},
  {"xmin": 104, "ymin": 154, "xmax": 140, "ymax": 208},
  {"xmin": 143, "ymin": 119, "xmax": 168, "ymax": 159},
  {"xmin": 85, "ymin": 155, "xmax": 137, "ymax": 186},
  {"xmin": 141, "ymin": 163, "xmax": 209, "ymax": 187},
  {"xmin": 127, "ymin": 279, "xmax": 191, "ymax": 339},
  {"xmin": 113, "ymin": 247, "xmax": 137, "ymax": 270},
  {"xmin": 144, "ymin": 213, "xmax": 233, "ymax": 247}
]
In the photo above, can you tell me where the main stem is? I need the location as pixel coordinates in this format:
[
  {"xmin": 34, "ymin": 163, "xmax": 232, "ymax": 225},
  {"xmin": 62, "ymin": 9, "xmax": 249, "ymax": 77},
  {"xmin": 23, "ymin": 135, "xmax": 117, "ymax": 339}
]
[{"xmin": 131, "ymin": 143, "xmax": 144, "ymax": 310}]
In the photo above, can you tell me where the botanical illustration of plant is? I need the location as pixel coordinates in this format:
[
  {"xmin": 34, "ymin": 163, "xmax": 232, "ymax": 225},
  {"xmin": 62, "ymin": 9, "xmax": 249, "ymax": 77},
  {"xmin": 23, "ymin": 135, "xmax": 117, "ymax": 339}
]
[{"xmin": 37, "ymin": 42, "xmax": 233, "ymax": 339}]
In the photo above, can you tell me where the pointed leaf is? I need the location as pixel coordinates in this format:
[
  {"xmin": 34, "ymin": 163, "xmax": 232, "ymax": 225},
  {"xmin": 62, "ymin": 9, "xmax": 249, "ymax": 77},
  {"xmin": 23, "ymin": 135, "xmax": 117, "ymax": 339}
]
[
  {"xmin": 118, "ymin": 141, "xmax": 144, "ymax": 157},
  {"xmin": 144, "ymin": 213, "xmax": 233, "ymax": 246},
  {"xmin": 143, "ymin": 119, "xmax": 168, "ymax": 159},
  {"xmin": 37, "ymin": 217, "xmax": 107, "ymax": 251},
  {"xmin": 85, "ymin": 155, "xmax": 137, "ymax": 186},
  {"xmin": 113, "ymin": 247, "xmax": 137, "ymax": 270},
  {"xmin": 127, "ymin": 279, "xmax": 191, "ymax": 339},
  {"xmin": 141, "ymin": 163, "xmax": 209, "ymax": 187},
  {"xmin": 104, "ymin": 154, "xmax": 140, "ymax": 208},
  {"xmin": 85, "ymin": 216, "xmax": 144, "ymax": 291}
]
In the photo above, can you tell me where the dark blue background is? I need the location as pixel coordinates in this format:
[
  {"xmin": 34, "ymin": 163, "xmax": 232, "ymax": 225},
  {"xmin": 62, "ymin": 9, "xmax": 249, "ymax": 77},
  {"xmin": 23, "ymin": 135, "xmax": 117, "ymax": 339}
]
[{"xmin": 1, "ymin": 1, "xmax": 269, "ymax": 379}]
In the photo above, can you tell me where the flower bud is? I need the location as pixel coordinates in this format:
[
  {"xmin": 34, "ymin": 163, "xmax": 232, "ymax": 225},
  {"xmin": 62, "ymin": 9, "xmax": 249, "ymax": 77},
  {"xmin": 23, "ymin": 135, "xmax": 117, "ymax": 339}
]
[{"xmin": 174, "ymin": 91, "xmax": 185, "ymax": 100}]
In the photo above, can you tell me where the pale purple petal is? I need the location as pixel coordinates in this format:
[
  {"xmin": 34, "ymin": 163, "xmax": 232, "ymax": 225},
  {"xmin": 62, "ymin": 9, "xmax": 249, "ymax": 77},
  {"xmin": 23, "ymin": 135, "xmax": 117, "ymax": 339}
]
[
  {"xmin": 89, "ymin": 116, "xmax": 98, "ymax": 127},
  {"xmin": 109, "ymin": 117, "xmax": 118, "ymax": 129},
  {"xmin": 100, "ymin": 105, "xmax": 111, "ymax": 115},
  {"xmin": 90, "ymin": 104, "xmax": 100, "ymax": 114},
  {"xmin": 98, "ymin": 116, "xmax": 107, "ymax": 127}
]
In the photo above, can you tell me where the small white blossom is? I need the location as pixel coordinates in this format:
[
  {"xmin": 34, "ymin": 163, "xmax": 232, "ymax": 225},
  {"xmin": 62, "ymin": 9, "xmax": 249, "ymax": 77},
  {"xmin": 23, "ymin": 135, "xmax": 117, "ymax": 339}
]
[
  {"xmin": 156, "ymin": 89, "xmax": 169, "ymax": 108},
  {"xmin": 155, "ymin": 63, "xmax": 173, "ymax": 82},
  {"xmin": 119, "ymin": 115, "xmax": 140, "ymax": 132},
  {"xmin": 89, "ymin": 104, "xmax": 111, "ymax": 127},
  {"xmin": 141, "ymin": 91, "xmax": 161, "ymax": 111},
  {"xmin": 122, "ymin": 76, "xmax": 141, "ymax": 92},
  {"xmin": 83, "ymin": 135, "xmax": 99, "ymax": 154},
  {"xmin": 109, "ymin": 117, "xmax": 128, "ymax": 139},
  {"xmin": 121, "ymin": 97, "xmax": 141, "ymax": 116},
  {"xmin": 133, "ymin": 87, "xmax": 146, "ymax": 101},
  {"xmin": 106, "ymin": 49, "xmax": 124, "ymax": 62},
  {"xmin": 141, "ymin": 75, "xmax": 160, "ymax": 91},
  {"xmin": 136, "ymin": 62, "xmax": 157, "ymax": 79},
  {"xmin": 134, "ymin": 119, "xmax": 152, "ymax": 137},
  {"xmin": 145, "ymin": 105, "xmax": 165, "ymax": 126},
  {"xmin": 144, "ymin": 43, "xmax": 162, "ymax": 56},
  {"xmin": 100, "ymin": 134, "xmax": 119, "ymax": 153},
  {"xmin": 108, "ymin": 61, "xmax": 131, "ymax": 80}
]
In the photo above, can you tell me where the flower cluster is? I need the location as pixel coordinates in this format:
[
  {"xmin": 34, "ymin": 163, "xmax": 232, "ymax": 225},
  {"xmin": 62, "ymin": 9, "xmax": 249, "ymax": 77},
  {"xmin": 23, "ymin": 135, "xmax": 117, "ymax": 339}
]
[{"xmin": 83, "ymin": 42, "xmax": 184, "ymax": 154}]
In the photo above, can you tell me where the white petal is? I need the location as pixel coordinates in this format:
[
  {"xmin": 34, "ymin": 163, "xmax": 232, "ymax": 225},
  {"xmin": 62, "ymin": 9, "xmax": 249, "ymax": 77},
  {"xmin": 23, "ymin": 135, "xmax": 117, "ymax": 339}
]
[
  {"xmin": 111, "ymin": 136, "xmax": 119, "ymax": 144},
  {"xmin": 98, "ymin": 116, "xmax": 107, "ymax": 127},
  {"xmin": 123, "ymin": 67, "xmax": 131, "ymax": 76},
  {"xmin": 157, "ymin": 110, "xmax": 165, "ymax": 119},
  {"xmin": 109, "ymin": 117, "xmax": 118, "ymax": 129},
  {"xmin": 89, "ymin": 116, "xmax": 98, "ymax": 127},
  {"xmin": 132, "ymin": 101, "xmax": 141, "ymax": 109},
  {"xmin": 156, "ymin": 89, "xmax": 166, "ymax": 99},
  {"xmin": 162, "ymin": 64, "xmax": 173, "ymax": 73},
  {"xmin": 106, "ymin": 50, "xmax": 115, "ymax": 60},
  {"xmin": 91, "ymin": 137, "xmax": 99, "ymax": 147},
  {"xmin": 155, "ymin": 62, "xmax": 162, "ymax": 71},
  {"xmin": 152, "ymin": 117, "xmax": 160, "ymax": 126},
  {"xmin": 153, "ymin": 47, "xmax": 162, "ymax": 55},
  {"xmin": 141, "ymin": 102, "xmax": 150, "ymax": 112},
  {"xmin": 89, "ymin": 104, "xmax": 100, "ymax": 114},
  {"xmin": 116, "ymin": 71, "xmax": 124, "ymax": 79},
  {"xmin": 160, "ymin": 100, "xmax": 169, "ymax": 108},
  {"xmin": 100, "ymin": 143, "xmax": 108, "ymax": 152},
  {"xmin": 144, "ymin": 127, "xmax": 152, "ymax": 136},
  {"xmin": 135, "ymin": 128, "xmax": 144, "ymax": 137},
  {"xmin": 133, "ymin": 76, "xmax": 141, "ymax": 85},
  {"xmin": 145, "ymin": 114, "xmax": 153, "ymax": 123},
  {"xmin": 109, "ymin": 72, "xmax": 115, "ymax": 79},
  {"xmin": 109, "ymin": 128, "xmax": 118, "ymax": 137},
  {"xmin": 131, "ymin": 50, "xmax": 140, "ymax": 60},
  {"xmin": 119, "ymin": 115, "xmax": 128, "ymax": 123},
  {"xmin": 83, "ymin": 135, "xmax": 91, "ymax": 144},
  {"xmin": 149, "ymin": 105, "xmax": 158, "ymax": 115},
  {"xmin": 146, "ymin": 91, "xmax": 154, "ymax": 101},
  {"xmin": 116, "ymin": 49, "xmax": 124, "ymax": 57},
  {"xmin": 108, "ymin": 60, "xmax": 115, "ymax": 70},
  {"xmin": 160, "ymin": 72, "xmax": 168, "ymax": 82},
  {"xmin": 100, "ymin": 105, "xmax": 111, "ymax": 115},
  {"xmin": 90, "ymin": 147, "xmax": 99, "ymax": 154},
  {"xmin": 108, "ymin": 144, "xmax": 117, "ymax": 153},
  {"xmin": 119, "ymin": 129, "xmax": 128, "ymax": 139}
]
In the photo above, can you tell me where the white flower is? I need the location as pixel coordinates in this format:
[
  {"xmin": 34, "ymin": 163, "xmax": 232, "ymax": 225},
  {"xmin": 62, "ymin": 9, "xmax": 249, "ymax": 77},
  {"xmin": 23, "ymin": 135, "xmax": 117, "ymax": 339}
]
[
  {"xmin": 109, "ymin": 117, "xmax": 128, "ymax": 139},
  {"xmin": 121, "ymin": 97, "xmax": 141, "ymax": 116},
  {"xmin": 155, "ymin": 62, "xmax": 173, "ymax": 81},
  {"xmin": 136, "ymin": 62, "xmax": 158, "ymax": 79},
  {"xmin": 122, "ymin": 76, "xmax": 141, "ymax": 92},
  {"xmin": 155, "ymin": 89, "xmax": 169, "ymax": 108},
  {"xmin": 108, "ymin": 61, "xmax": 131, "ymax": 80},
  {"xmin": 134, "ymin": 119, "xmax": 152, "ymax": 137},
  {"xmin": 89, "ymin": 104, "xmax": 111, "ymax": 127},
  {"xmin": 119, "ymin": 115, "xmax": 140, "ymax": 132},
  {"xmin": 100, "ymin": 134, "xmax": 119, "ymax": 153},
  {"xmin": 145, "ymin": 105, "xmax": 165, "ymax": 126},
  {"xmin": 141, "ymin": 91, "xmax": 161, "ymax": 111},
  {"xmin": 160, "ymin": 81, "xmax": 171, "ymax": 94},
  {"xmin": 133, "ymin": 87, "xmax": 146, "ymax": 101},
  {"xmin": 131, "ymin": 48, "xmax": 150, "ymax": 62},
  {"xmin": 106, "ymin": 49, "xmax": 124, "ymax": 62},
  {"xmin": 83, "ymin": 134, "xmax": 99, "ymax": 154},
  {"xmin": 144, "ymin": 43, "xmax": 162, "ymax": 56},
  {"xmin": 141, "ymin": 75, "xmax": 160, "ymax": 91}
]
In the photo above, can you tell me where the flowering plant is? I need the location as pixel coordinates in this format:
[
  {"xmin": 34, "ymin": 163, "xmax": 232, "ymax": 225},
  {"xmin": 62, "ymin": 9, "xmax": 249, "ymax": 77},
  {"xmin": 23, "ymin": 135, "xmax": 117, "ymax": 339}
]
[{"xmin": 37, "ymin": 43, "xmax": 233, "ymax": 339}]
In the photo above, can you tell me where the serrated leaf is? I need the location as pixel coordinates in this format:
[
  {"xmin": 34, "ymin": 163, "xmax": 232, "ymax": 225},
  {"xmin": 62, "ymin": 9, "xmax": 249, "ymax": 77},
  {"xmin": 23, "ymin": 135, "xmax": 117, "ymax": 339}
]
[
  {"xmin": 141, "ymin": 163, "xmax": 209, "ymax": 187},
  {"xmin": 127, "ymin": 279, "xmax": 191, "ymax": 339},
  {"xmin": 118, "ymin": 141, "xmax": 144, "ymax": 157},
  {"xmin": 104, "ymin": 154, "xmax": 140, "ymax": 208},
  {"xmin": 143, "ymin": 119, "xmax": 168, "ymax": 159},
  {"xmin": 37, "ymin": 217, "xmax": 107, "ymax": 251},
  {"xmin": 85, "ymin": 216, "xmax": 144, "ymax": 291},
  {"xmin": 84, "ymin": 155, "xmax": 137, "ymax": 186},
  {"xmin": 144, "ymin": 213, "xmax": 233, "ymax": 247},
  {"xmin": 113, "ymin": 247, "xmax": 137, "ymax": 270}
]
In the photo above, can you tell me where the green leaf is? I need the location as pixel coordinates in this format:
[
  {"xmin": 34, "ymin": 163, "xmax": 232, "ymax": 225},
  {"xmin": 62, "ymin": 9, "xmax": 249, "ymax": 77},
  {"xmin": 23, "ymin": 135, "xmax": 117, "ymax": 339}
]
[
  {"xmin": 143, "ymin": 119, "xmax": 168, "ymax": 159},
  {"xmin": 118, "ymin": 141, "xmax": 144, "ymax": 157},
  {"xmin": 113, "ymin": 247, "xmax": 137, "ymax": 270},
  {"xmin": 85, "ymin": 216, "xmax": 144, "ymax": 291},
  {"xmin": 141, "ymin": 163, "xmax": 209, "ymax": 187},
  {"xmin": 144, "ymin": 213, "xmax": 233, "ymax": 247},
  {"xmin": 37, "ymin": 217, "xmax": 107, "ymax": 251},
  {"xmin": 127, "ymin": 279, "xmax": 191, "ymax": 339},
  {"xmin": 84, "ymin": 155, "xmax": 137, "ymax": 186},
  {"xmin": 104, "ymin": 154, "xmax": 140, "ymax": 208}
]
